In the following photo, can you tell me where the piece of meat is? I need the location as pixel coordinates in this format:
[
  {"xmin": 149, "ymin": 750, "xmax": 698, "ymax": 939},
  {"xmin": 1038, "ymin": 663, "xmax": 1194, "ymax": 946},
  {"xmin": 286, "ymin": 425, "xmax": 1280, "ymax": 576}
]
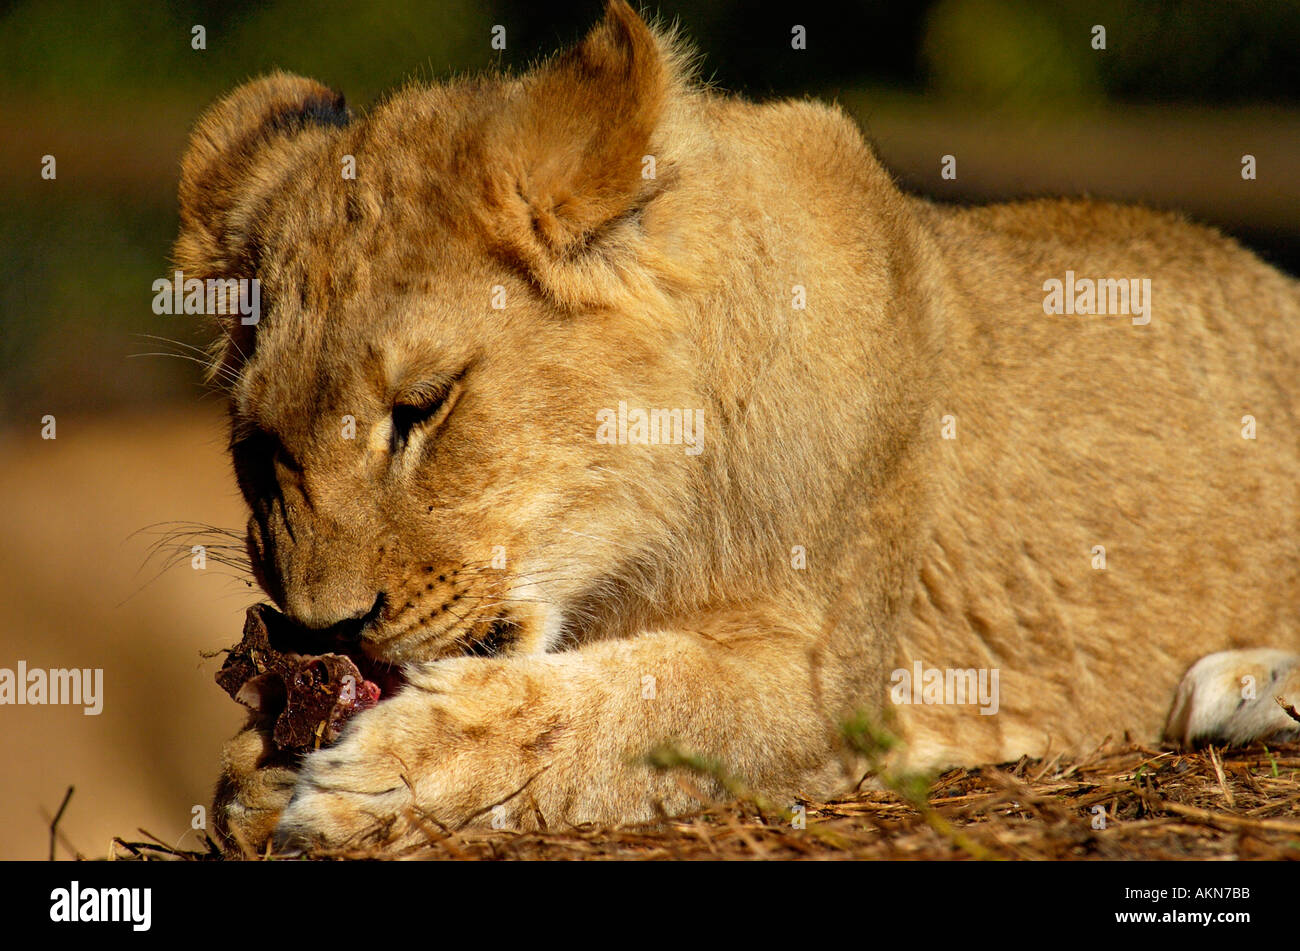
[{"xmin": 216, "ymin": 604, "xmax": 381, "ymax": 752}]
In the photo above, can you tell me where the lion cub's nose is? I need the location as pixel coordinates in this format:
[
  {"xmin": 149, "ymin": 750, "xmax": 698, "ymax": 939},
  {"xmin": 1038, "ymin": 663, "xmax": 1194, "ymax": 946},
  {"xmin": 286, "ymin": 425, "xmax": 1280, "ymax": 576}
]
[{"xmin": 285, "ymin": 590, "xmax": 385, "ymax": 638}]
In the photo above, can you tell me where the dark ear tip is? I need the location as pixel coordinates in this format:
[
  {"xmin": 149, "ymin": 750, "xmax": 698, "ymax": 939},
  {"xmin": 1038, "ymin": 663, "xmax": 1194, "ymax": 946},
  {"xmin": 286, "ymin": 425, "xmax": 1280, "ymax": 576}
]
[
  {"xmin": 175, "ymin": 73, "xmax": 351, "ymax": 289},
  {"xmin": 189, "ymin": 72, "xmax": 350, "ymax": 153},
  {"xmin": 312, "ymin": 89, "xmax": 350, "ymax": 125},
  {"xmin": 267, "ymin": 88, "xmax": 351, "ymax": 134},
  {"xmin": 179, "ymin": 73, "xmax": 350, "ymax": 202}
]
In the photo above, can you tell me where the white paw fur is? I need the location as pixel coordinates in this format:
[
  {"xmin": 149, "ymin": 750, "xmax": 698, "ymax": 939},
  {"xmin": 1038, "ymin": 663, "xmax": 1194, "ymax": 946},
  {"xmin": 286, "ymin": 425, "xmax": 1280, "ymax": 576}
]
[{"xmin": 1165, "ymin": 648, "xmax": 1300, "ymax": 747}]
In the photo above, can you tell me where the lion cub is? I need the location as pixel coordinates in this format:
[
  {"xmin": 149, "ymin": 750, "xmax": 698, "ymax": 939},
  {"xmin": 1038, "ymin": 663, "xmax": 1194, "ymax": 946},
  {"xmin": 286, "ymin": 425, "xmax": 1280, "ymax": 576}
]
[{"xmin": 172, "ymin": 2, "xmax": 1299, "ymax": 854}]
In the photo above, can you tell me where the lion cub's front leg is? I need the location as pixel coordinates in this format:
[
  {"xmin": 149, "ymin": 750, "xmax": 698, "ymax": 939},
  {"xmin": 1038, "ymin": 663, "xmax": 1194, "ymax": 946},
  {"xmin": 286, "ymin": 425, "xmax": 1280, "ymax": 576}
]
[
  {"xmin": 213, "ymin": 724, "xmax": 300, "ymax": 857},
  {"xmin": 274, "ymin": 655, "xmax": 585, "ymax": 852},
  {"xmin": 274, "ymin": 620, "xmax": 851, "ymax": 853}
]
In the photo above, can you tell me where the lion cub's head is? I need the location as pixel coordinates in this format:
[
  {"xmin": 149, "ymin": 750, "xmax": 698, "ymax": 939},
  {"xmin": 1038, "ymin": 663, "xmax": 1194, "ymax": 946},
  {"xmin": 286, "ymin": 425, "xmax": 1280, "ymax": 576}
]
[{"xmin": 174, "ymin": 2, "xmax": 707, "ymax": 663}]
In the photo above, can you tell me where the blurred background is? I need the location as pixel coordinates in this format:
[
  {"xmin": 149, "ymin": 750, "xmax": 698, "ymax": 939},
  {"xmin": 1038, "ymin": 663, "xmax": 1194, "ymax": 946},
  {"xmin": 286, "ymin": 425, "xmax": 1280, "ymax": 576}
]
[{"xmin": 1, "ymin": 0, "xmax": 1297, "ymax": 859}]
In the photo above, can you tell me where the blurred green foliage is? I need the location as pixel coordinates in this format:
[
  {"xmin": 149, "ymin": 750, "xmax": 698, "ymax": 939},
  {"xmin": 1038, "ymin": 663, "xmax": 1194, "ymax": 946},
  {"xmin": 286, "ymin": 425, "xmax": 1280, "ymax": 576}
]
[
  {"xmin": 3, "ymin": 0, "xmax": 1297, "ymax": 105},
  {"xmin": 922, "ymin": 0, "xmax": 1300, "ymax": 107},
  {"xmin": 923, "ymin": 0, "xmax": 1106, "ymax": 106},
  {"xmin": 0, "ymin": 0, "xmax": 494, "ymax": 103}
]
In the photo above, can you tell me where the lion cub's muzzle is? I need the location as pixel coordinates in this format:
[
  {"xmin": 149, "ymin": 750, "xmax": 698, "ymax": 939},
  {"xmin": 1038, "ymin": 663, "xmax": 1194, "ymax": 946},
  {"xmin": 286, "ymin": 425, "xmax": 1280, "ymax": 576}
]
[{"xmin": 252, "ymin": 600, "xmax": 407, "ymax": 701}]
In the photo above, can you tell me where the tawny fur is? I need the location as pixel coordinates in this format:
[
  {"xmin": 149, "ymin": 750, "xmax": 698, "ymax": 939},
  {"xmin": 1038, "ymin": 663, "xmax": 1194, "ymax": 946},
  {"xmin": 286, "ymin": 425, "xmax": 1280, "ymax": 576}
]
[{"xmin": 173, "ymin": 2, "xmax": 1299, "ymax": 855}]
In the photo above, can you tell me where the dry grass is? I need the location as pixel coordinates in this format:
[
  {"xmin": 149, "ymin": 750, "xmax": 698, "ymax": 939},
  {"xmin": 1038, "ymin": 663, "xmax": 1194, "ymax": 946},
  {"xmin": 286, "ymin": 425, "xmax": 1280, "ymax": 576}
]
[{"xmin": 108, "ymin": 739, "xmax": 1300, "ymax": 861}]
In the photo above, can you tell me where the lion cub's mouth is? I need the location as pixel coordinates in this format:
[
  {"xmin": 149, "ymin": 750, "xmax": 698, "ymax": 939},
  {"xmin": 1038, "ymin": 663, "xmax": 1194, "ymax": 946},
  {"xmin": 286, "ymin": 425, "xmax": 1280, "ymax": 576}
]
[
  {"xmin": 260, "ymin": 603, "xmax": 519, "ymax": 691},
  {"xmin": 216, "ymin": 596, "xmax": 522, "ymax": 756},
  {"xmin": 217, "ymin": 601, "xmax": 525, "ymax": 757},
  {"xmin": 257, "ymin": 604, "xmax": 409, "ymax": 700},
  {"xmin": 214, "ymin": 603, "xmax": 409, "ymax": 755}
]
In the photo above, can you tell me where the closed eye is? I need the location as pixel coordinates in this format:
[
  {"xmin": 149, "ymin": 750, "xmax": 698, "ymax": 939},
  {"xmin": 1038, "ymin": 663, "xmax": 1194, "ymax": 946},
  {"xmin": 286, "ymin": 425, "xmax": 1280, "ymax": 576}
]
[{"xmin": 391, "ymin": 378, "xmax": 461, "ymax": 453}]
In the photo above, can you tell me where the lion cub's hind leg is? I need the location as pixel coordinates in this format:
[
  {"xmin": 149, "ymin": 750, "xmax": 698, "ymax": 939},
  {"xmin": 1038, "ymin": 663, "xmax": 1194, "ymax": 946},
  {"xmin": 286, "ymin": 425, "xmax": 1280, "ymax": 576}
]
[{"xmin": 1165, "ymin": 649, "xmax": 1300, "ymax": 747}]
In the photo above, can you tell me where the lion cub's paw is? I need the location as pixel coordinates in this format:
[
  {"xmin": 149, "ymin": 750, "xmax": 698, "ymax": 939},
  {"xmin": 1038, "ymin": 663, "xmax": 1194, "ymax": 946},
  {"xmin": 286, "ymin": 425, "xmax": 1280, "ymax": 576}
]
[
  {"xmin": 1165, "ymin": 648, "xmax": 1300, "ymax": 747},
  {"xmin": 271, "ymin": 665, "xmax": 488, "ymax": 855},
  {"xmin": 271, "ymin": 731, "xmax": 414, "ymax": 856},
  {"xmin": 212, "ymin": 726, "xmax": 300, "ymax": 858},
  {"xmin": 271, "ymin": 658, "xmax": 581, "ymax": 854}
]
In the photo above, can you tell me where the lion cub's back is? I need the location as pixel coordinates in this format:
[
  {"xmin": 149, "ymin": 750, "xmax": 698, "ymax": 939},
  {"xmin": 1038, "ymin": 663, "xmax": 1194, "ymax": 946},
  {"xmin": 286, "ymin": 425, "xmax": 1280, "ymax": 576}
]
[{"xmin": 894, "ymin": 197, "xmax": 1299, "ymax": 767}]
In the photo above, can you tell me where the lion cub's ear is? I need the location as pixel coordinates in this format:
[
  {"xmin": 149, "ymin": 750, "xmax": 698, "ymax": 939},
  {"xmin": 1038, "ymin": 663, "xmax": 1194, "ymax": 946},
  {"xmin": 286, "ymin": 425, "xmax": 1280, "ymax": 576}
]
[
  {"xmin": 484, "ymin": 0, "xmax": 669, "ymax": 269},
  {"xmin": 174, "ymin": 72, "xmax": 349, "ymax": 283}
]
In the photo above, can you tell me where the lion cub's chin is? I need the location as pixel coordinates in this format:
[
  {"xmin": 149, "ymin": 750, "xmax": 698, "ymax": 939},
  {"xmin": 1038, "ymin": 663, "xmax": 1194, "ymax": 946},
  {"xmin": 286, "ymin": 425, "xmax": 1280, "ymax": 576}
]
[{"xmin": 365, "ymin": 611, "xmax": 552, "ymax": 669}]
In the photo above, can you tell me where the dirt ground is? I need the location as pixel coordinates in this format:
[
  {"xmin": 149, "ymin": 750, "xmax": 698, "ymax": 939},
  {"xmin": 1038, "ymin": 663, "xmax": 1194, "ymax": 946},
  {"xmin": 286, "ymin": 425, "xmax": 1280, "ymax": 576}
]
[
  {"xmin": 114, "ymin": 740, "xmax": 1300, "ymax": 862},
  {"xmin": 411, "ymin": 740, "xmax": 1299, "ymax": 861}
]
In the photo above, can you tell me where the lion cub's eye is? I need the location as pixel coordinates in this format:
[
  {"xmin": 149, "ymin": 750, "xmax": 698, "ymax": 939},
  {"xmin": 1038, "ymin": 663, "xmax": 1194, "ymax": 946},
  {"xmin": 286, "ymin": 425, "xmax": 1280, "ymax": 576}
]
[{"xmin": 391, "ymin": 380, "xmax": 459, "ymax": 453}]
